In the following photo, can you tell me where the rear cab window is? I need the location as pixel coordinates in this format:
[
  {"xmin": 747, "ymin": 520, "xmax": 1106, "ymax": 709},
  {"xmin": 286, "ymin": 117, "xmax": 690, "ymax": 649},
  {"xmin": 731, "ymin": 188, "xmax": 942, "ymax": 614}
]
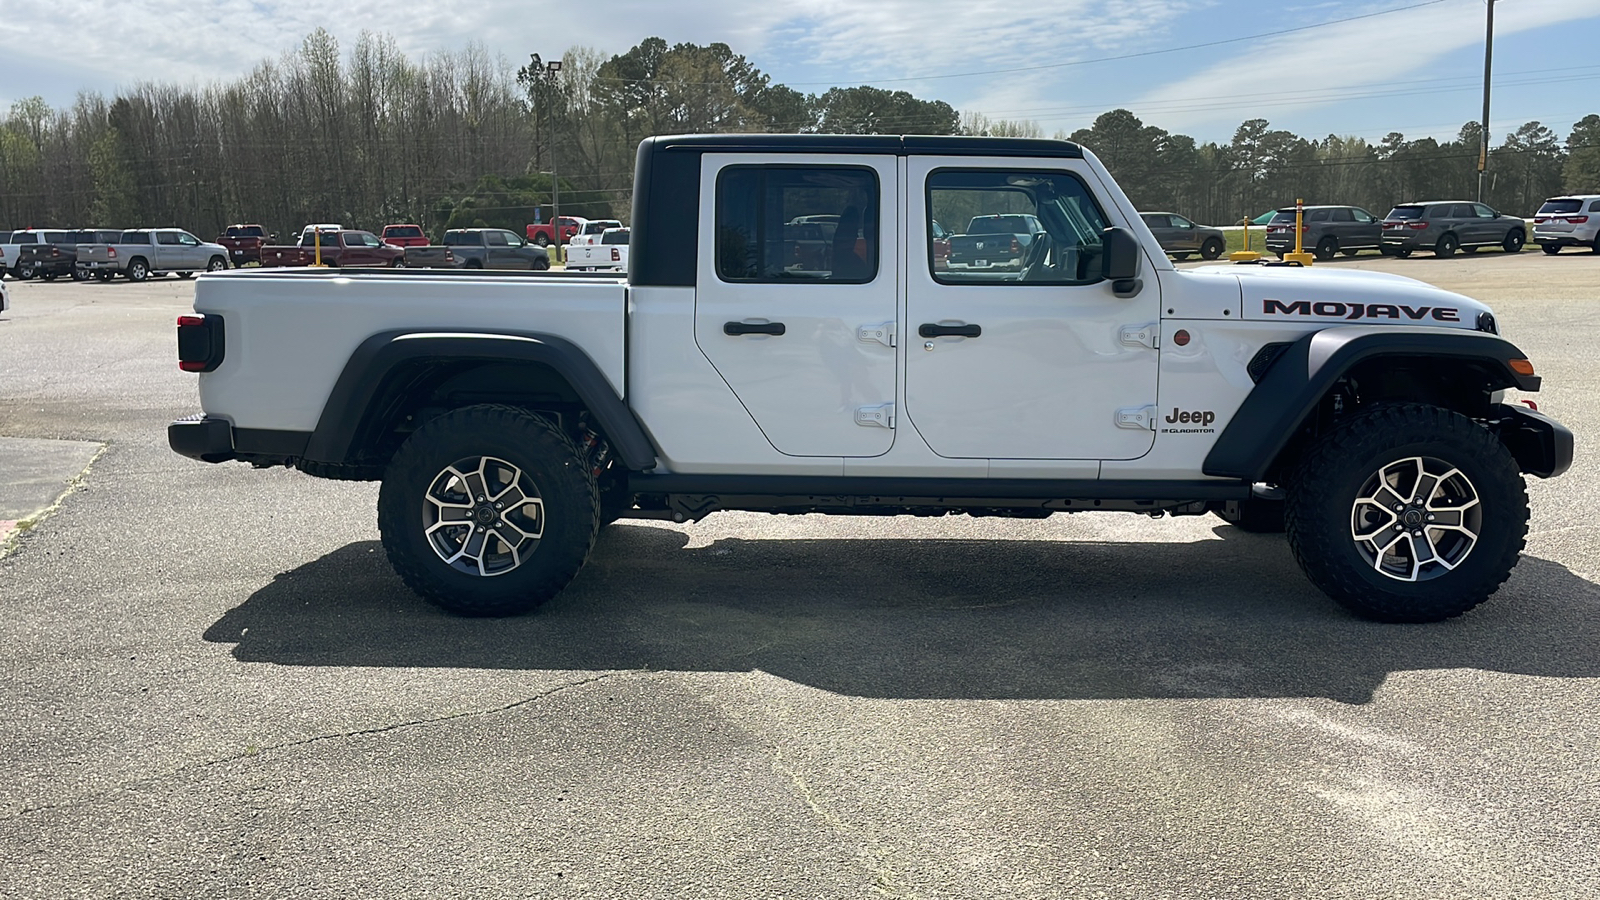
[
  {"xmin": 716, "ymin": 166, "xmax": 879, "ymax": 283},
  {"xmin": 1387, "ymin": 206, "xmax": 1426, "ymax": 220},
  {"xmin": 927, "ymin": 169, "xmax": 1109, "ymax": 285}
]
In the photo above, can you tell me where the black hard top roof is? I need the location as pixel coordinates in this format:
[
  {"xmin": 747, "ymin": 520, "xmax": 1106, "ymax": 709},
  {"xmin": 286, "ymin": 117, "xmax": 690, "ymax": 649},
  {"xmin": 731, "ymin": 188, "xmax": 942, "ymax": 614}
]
[{"xmin": 643, "ymin": 133, "xmax": 1084, "ymax": 159}]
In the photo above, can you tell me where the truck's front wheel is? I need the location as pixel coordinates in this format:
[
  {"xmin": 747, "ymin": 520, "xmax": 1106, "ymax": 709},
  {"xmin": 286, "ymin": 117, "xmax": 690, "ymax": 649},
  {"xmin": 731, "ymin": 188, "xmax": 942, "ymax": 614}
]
[
  {"xmin": 1285, "ymin": 403, "xmax": 1527, "ymax": 623},
  {"xmin": 377, "ymin": 405, "xmax": 599, "ymax": 616}
]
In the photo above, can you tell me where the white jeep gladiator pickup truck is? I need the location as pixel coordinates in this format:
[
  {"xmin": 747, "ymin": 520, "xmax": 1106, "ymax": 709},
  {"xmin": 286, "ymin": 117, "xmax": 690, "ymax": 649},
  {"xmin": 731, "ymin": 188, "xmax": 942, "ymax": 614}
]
[{"xmin": 169, "ymin": 134, "xmax": 1572, "ymax": 623}]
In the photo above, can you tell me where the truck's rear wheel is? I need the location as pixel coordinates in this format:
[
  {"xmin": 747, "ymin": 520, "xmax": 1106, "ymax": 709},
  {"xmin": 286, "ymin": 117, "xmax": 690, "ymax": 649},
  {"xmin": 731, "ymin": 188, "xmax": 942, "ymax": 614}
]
[
  {"xmin": 1285, "ymin": 403, "xmax": 1527, "ymax": 623},
  {"xmin": 378, "ymin": 405, "xmax": 599, "ymax": 616},
  {"xmin": 127, "ymin": 259, "xmax": 149, "ymax": 282}
]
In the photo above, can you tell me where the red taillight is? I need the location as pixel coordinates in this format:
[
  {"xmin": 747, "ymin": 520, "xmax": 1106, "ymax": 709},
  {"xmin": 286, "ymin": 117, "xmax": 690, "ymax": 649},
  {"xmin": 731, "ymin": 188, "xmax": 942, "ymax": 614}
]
[
  {"xmin": 177, "ymin": 314, "xmax": 223, "ymax": 372},
  {"xmin": 1534, "ymin": 216, "xmax": 1549, "ymax": 223},
  {"xmin": 1567, "ymin": 215, "xmax": 1589, "ymax": 224},
  {"xmin": 108, "ymin": 247, "xmax": 117, "ymax": 258},
  {"xmin": 1408, "ymin": 221, "xmax": 1428, "ymax": 230},
  {"xmin": 611, "ymin": 248, "xmax": 621, "ymax": 261}
]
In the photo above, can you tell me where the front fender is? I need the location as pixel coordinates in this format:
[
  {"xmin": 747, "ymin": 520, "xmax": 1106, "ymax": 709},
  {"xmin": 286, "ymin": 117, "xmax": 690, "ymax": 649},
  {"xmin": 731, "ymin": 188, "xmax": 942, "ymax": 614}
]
[{"xmin": 1203, "ymin": 326, "xmax": 1540, "ymax": 481}]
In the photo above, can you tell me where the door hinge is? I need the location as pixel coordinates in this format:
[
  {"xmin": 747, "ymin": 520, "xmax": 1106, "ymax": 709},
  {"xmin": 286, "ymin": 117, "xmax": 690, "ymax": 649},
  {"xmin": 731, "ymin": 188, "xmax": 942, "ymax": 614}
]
[
  {"xmin": 855, "ymin": 403, "xmax": 896, "ymax": 428},
  {"xmin": 1115, "ymin": 405, "xmax": 1156, "ymax": 431},
  {"xmin": 1119, "ymin": 323, "xmax": 1158, "ymax": 349},
  {"xmin": 858, "ymin": 322, "xmax": 896, "ymax": 348}
]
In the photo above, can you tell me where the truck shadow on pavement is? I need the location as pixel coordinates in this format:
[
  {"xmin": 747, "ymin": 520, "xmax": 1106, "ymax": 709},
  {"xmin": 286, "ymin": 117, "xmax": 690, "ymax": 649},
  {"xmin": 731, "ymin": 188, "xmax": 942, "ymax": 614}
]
[{"xmin": 204, "ymin": 523, "xmax": 1600, "ymax": 704}]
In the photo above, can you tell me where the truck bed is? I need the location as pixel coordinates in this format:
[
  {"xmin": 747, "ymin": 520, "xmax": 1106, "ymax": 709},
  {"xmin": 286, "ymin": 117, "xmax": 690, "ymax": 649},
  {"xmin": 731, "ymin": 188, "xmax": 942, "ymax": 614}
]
[{"xmin": 193, "ymin": 268, "xmax": 630, "ymax": 434}]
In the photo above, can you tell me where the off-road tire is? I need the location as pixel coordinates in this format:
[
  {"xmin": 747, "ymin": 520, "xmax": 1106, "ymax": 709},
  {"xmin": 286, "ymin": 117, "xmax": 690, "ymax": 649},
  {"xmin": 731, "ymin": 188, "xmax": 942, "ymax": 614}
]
[
  {"xmin": 1541, "ymin": 244, "xmax": 1560, "ymax": 255},
  {"xmin": 1201, "ymin": 237, "xmax": 1225, "ymax": 260},
  {"xmin": 1502, "ymin": 230, "xmax": 1524, "ymax": 253},
  {"xmin": 1434, "ymin": 233, "xmax": 1459, "ymax": 258},
  {"xmin": 1314, "ymin": 237, "xmax": 1338, "ymax": 261},
  {"xmin": 378, "ymin": 405, "xmax": 599, "ymax": 616},
  {"xmin": 127, "ymin": 258, "xmax": 149, "ymax": 282},
  {"xmin": 1214, "ymin": 497, "xmax": 1285, "ymax": 533},
  {"xmin": 1285, "ymin": 403, "xmax": 1527, "ymax": 623}
]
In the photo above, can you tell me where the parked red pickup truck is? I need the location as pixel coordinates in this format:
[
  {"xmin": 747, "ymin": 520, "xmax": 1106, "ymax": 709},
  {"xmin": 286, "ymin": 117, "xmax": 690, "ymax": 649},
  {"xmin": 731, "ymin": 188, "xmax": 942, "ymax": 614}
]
[
  {"xmin": 217, "ymin": 224, "xmax": 273, "ymax": 267},
  {"xmin": 259, "ymin": 229, "xmax": 405, "ymax": 268},
  {"xmin": 380, "ymin": 224, "xmax": 429, "ymax": 248},
  {"xmin": 524, "ymin": 216, "xmax": 588, "ymax": 247}
]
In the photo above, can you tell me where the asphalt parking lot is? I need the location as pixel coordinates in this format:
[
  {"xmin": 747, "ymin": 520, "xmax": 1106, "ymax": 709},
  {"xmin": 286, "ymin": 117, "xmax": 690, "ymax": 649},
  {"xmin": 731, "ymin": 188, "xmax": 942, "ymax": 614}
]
[{"xmin": 1, "ymin": 252, "xmax": 1597, "ymax": 898}]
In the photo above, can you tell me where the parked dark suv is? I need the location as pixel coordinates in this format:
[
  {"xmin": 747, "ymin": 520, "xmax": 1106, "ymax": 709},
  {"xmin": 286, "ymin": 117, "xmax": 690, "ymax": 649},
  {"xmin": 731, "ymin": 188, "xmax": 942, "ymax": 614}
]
[
  {"xmin": 1139, "ymin": 212, "xmax": 1227, "ymax": 260},
  {"xmin": 1264, "ymin": 205, "xmax": 1382, "ymax": 260},
  {"xmin": 1380, "ymin": 201, "xmax": 1525, "ymax": 257}
]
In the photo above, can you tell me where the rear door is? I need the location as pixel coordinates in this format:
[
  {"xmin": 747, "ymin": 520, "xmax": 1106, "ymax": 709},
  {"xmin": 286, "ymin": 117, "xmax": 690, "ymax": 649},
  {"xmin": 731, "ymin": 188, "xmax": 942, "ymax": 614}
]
[
  {"xmin": 904, "ymin": 158, "xmax": 1161, "ymax": 461},
  {"xmin": 484, "ymin": 230, "xmax": 515, "ymax": 268},
  {"xmin": 693, "ymin": 154, "xmax": 900, "ymax": 457}
]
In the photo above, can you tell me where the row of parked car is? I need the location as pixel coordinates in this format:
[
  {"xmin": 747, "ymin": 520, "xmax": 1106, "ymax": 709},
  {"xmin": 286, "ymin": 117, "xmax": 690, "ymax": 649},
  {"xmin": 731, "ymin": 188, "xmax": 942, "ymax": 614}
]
[
  {"xmin": 1141, "ymin": 193, "xmax": 1600, "ymax": 262},
  {"xmin": 0, "ymin": 216, "xmax": 635, "ymax": 282}
]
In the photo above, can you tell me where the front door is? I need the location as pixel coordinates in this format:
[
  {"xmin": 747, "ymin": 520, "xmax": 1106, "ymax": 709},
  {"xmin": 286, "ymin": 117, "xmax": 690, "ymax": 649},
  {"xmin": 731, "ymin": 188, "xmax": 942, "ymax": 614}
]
[
  {"xmin": 904, "ymin": 159, "xmax": 1161, "ymax": 461},
  {"xmin": 693, "ymin": 154, "xmax": 900, "ymax": 458}
]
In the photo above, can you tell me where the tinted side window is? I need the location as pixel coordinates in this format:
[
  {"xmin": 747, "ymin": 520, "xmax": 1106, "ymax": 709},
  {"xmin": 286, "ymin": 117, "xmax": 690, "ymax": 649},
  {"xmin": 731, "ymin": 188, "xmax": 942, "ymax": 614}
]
[
  {"xmin": 716, "ymin": 166, "xmax": 879, "ymax": 284},
  {"xmin": 1307, "ymin": 210, "xmax": 1331, "ymax": 223},
  {"xmin": 1451, "ymin": 204, "xmax": 1476, "ymax": 218},
  {"xmin": 443, "ymin": 232, "xmax": 470, "ymax": 247},
  {"xmin": 485, "ymin": 231, "xmax": 509, "ymax": 247},
  {"xmin": 1590, "ymin": 201, "xmax": 1600, "ymax": 213},
  {"xmin": 156, "ymin": 232, "xmax": 181, "ymax": 245},
  {"xmin": 1328, "ymin": 208, "xmax": 1354, "ymax": 223},
  {"xmin": 928, "ymin": 169, "xmax": 1109, "ymax": 286}
]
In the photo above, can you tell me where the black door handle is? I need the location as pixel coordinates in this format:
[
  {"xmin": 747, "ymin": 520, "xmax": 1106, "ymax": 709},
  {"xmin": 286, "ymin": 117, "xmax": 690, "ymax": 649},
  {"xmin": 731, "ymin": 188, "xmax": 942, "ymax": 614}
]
[
  {"xmin": 724, "ymin": 321, "xmax": 786, "ymax": 336},
  {"xmin": 919, "ymin": 323, "xmax": 981, "ymax": 338}
]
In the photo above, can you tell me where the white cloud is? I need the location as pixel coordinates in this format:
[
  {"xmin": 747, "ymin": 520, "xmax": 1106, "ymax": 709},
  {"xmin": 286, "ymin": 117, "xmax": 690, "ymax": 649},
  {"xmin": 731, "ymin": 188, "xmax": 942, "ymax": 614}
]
[{"xmin": 1128, "ymin": 0, "xmax": 1600, "ymax": 134}]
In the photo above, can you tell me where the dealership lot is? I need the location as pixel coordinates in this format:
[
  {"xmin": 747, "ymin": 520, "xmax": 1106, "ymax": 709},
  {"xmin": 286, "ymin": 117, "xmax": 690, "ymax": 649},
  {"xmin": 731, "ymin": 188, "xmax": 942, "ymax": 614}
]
[{"xmin": 1, "ymin": 254, "xmax": 1598, "ymax": 897}]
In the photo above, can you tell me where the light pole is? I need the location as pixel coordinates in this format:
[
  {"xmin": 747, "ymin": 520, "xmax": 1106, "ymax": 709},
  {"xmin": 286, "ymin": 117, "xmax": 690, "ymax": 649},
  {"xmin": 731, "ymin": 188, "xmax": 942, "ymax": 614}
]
[
  {"xmin": 1478, "ymin": 0, "xmax": 1494, "ymax": 202},
  {"xmin": 530, "ymin": 53, "xmax": 563, "ymax": 260}
]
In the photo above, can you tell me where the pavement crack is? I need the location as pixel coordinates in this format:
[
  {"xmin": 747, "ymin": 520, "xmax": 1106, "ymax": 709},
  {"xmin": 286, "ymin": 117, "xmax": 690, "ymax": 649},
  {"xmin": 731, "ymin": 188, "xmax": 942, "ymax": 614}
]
[{"xmin": 5, "ymin": 670, "xmax": 635, "ymax": 820}]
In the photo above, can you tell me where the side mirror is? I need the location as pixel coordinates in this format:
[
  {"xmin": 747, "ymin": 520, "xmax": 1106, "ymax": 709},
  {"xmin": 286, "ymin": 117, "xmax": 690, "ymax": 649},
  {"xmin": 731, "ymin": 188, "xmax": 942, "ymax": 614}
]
[{"xmin": 1101, "ymin": 227, "xmax": 1142, "ymax": 298}]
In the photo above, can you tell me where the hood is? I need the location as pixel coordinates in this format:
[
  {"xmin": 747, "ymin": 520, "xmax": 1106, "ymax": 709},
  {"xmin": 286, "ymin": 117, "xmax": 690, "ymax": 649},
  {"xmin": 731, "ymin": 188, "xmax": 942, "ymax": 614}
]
[{"xmin": 1184, "ymin": 264, "xmax": 1491, "ymax": 329}]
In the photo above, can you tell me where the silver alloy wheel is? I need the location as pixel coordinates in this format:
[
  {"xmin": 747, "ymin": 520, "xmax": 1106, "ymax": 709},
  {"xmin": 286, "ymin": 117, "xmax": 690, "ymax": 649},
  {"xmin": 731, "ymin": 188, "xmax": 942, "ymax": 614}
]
[
  {"xmin": 1350, "ymin": 456, "xmax": 1481, "ymax": 582},
  {"xmin": 423, "ymin": 455, "xmax": 545, "ymax": 577}
]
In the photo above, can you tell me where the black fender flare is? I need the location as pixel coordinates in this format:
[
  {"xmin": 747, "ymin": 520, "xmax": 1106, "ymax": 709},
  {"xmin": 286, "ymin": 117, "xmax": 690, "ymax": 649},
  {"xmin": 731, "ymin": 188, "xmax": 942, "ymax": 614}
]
[
  {"xmin": 1203, "ymin": 326, "xmax": 1540, "ymax": 481},
  {"xmin": 304, "ymin": 330, "xmax": 658, "ymax": 471}
]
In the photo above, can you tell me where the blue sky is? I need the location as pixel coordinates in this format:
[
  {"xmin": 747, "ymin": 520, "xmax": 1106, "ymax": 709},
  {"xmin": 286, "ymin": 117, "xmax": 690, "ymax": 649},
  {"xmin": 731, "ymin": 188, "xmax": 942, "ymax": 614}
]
[{"xmin": 1, "ymin": 0, "xmax": 1596, "ymax": 146}]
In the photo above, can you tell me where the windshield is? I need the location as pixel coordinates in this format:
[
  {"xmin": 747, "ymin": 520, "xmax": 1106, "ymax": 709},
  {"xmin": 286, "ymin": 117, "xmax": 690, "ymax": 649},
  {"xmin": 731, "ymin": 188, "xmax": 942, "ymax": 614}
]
[
  {"xmin": 385, "ymin": 226, "xmax": 422, "ymax": 238},
  {"xmin": 227, "ymin": 226, "xmax": 265, "ymax": 237},
  {"xmin": 1268, "ymin": 211, "xmax": 1301, "ymax": 225},
  {"xmin": 1386, "ymin": 206, "xmax": 1426, "ymax": 220},
  {"xmin": 1537, "ymin": 198, "xmax": 1583, "ymax": 215}
]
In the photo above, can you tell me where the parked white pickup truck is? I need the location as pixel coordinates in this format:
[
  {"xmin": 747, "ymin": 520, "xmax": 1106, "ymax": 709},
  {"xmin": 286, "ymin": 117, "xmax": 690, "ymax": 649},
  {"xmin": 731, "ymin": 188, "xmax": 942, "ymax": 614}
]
[
  {"xmin": 170, "ymin": 134, "xmax": 1571, "ymax": 624},
  {"xmin": 563, "ymin": 226, "xmax": 629, "ymax": 272}
]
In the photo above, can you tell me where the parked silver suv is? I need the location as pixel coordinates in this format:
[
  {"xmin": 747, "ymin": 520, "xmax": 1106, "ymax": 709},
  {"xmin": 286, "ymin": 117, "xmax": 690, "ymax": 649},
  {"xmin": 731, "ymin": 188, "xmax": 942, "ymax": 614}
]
[
  {"xmin": 1264, "ymin": 205, "xmax": 1382, "ymax": 260},
  {"xmin": 1380, "ymin": 201, "xmax": 1526, "ymax": 257},
  {"xmin": 1533, "ymin": 195, "xmax": 1600, "ymax": 254}
]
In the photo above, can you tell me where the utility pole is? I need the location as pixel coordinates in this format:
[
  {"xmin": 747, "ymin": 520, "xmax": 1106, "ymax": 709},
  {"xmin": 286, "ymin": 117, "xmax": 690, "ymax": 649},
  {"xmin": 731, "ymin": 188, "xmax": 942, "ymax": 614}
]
[
  {"xmin": 530, "ymin": 52, "xmax": 563, "ymax": 260},
  {"xmin": 1478, "ymin": 0, "xmax": 1494, "ymax": 203}
]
